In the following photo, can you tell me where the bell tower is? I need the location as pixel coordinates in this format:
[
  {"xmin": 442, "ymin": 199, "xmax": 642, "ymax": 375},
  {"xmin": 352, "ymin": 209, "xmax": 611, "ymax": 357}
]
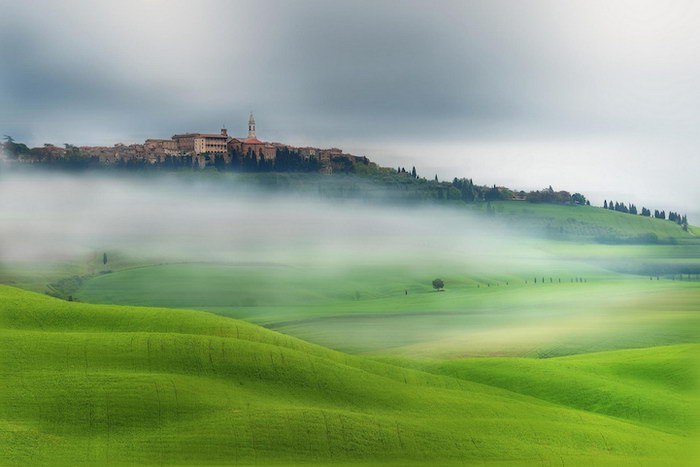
[{"xmin": 248, "ymin": 112, "xmax": 256, "ymax": 139}]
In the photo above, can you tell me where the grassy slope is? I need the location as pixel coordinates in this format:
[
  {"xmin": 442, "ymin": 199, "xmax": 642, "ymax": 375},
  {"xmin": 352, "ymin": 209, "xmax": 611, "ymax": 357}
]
[
  {"xmin": 486, "ymin": 201, "xmax": 694, "ymax": 240},
  {"xmin": 1, "ymin": 285, "xmax": 695, "ymax": 465},
  {"xmin": 166, "ymin": 172, "xmax": 700, "ymax": 241},
  {"xmin": 76, "ymin": 262, "xmax": 700, "ymax": 357},
  {"xmin": 410, "ymin": 345, "xmax": 700, "ymax": 434},
  {"xmin": 2, "ymin": 200, "xmax": 697, "ymax": 298}
]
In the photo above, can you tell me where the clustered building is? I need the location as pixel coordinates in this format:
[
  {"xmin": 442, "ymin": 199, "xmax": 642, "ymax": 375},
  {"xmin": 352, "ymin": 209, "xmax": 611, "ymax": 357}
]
[{"xmin": 66, "ymin": 114, "xmax": 362, "ymax": 173}]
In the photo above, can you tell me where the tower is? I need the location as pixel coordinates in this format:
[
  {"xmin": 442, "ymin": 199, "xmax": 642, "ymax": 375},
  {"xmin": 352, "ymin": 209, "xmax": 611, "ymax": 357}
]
[{"xmin": 248, "ymin": 112, "xmax": 256, "ymax": 139}]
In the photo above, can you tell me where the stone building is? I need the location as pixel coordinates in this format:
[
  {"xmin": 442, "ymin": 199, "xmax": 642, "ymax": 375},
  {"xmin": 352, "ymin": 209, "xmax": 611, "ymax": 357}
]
[
  {"xmin": 172, "ymin": 129, "xmax": 228, "ymax": 154},
  {"xmin": 227, "ymin": 113, "xmax": 277, "ymax": 160},
  {"xmin": 144, "ymin": 139, "xmax": 178, "ymax": 155},
  {"xmin": 32, "ymin": 113, "xmax": 371, "ymax": 172}
]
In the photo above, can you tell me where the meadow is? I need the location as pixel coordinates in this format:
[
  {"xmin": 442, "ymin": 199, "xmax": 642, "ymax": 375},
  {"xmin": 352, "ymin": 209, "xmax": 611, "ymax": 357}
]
[
  {"xmin": 1, "ymin": 177, "xmax": 699, "ymax": 465},
  {"xmin": 73, "ymin": 229, "xmax": 700, "ymax": 358},
  {"xmin": 484, "ymin": 201, "xmax": 695, "ymax": 241},
  {"xmin": 1, "ymin": 286, "xmax": 697, "ymax": 465}
]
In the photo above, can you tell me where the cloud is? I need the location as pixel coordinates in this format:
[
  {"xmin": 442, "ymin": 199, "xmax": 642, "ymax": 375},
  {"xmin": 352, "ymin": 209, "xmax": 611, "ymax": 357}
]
[
  {"xmin": 0, "ymin": 0, "xmax": 698, "ymax": 219},
  {"xmin": 0, "ymin": 172, "xmax": 524, "ymax": 272},
  {"xmin": 5, "ymin": 0, "xmax": 697, "ymax": 141}
]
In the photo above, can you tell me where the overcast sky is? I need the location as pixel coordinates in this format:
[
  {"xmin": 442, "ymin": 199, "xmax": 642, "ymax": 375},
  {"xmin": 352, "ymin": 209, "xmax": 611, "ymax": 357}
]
[{"xmin": 1, "ymin": 0, "xmax": 698, "ymax": 220}]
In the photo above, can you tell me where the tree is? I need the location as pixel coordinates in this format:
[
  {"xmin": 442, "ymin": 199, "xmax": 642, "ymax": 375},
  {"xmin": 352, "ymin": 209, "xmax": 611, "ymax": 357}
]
[
  {"xmin": 1, "ymin": 135, "xmax": 30, "ymax": 158},
  {"xmin": 432, "ymin": 278, "xmax": 444, "ymax": 291},
  {"xmin": 411, "ymin": 166, "xmax": 417, "ymax": 178},
  {"xmin": 571, "ymin": 193, "xmax": 586, "ymax": 205},
  {"xmin": 102, "ymin": 252, "xmax": 108, "ymax": 266},
  {"xmin": 603, "ymin": 200, "xmax": 608, "ymax": 209},
  {"xmin": 485, "ymin": 186, "xmax": 502, "ymax": 201}
]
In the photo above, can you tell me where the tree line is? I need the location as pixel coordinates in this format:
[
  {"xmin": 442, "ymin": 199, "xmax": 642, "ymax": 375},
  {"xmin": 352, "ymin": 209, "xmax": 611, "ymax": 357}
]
[
  {"xmin": 604, "ymin": 199, "xmax": 689, "ymax": 231},
  {"xmin": 1, "ymin": 136, "xmax": 692, "ymax": 225}
]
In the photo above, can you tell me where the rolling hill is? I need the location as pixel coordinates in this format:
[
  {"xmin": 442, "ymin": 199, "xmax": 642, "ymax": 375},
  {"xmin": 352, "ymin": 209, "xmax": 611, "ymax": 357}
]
[
  {"xmin": 0, "ymin": 285, "xmax": 696, "ymax": 465},
  {"xmin": 483, "ymin": 201, "xmax": 696, "ymax": 241},
  {"xmin": 73, "ymin": 261, "xmax": 700, "ymax": 358}
]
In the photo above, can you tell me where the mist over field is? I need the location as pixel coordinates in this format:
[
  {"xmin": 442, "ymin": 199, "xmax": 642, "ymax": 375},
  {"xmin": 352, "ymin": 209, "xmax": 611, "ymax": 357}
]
[
  {"xmin": 0, "ymin": 171, "xmax": 527, "ymax": 271},
  {"xmin": 1, "ymin": 2, "xmax": 699, "ymax": 465}
]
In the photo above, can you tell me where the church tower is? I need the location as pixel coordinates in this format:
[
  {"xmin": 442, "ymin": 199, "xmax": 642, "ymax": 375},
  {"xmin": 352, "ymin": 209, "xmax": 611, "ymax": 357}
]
[{"xmin": 248, "ymin": 112, "xmax": 256, "ymax": 139}]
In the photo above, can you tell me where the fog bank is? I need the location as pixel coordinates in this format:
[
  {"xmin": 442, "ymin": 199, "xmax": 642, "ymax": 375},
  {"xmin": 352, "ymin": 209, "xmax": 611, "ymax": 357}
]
[{"xmin": 0, "ymin": 172, "xmax": 532, "ymax": 273}]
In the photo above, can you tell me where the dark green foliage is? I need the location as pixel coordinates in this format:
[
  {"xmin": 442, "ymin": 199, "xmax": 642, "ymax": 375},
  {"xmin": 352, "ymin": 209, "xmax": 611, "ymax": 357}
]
[
  {"xmin": 432, "ymin": 278, "xmax": 444, "ymax": 291},
  {"xmin": 485, "ymin": 185, "xmax": 504, "ymax": 201},
  {"xmin": 1, "ymin": 135, "xmax": 31, "ymax": 158},
  {"xmin": 603, "ymin": 201, "xmax": 686, "ymax": 227},
  {"xmin": 527, "ymin": 187, "xmax": 572, "ymax": 204},
  {"xmin": 452, "ymin": 178, "xmax": 480, "ymax": 201},
  {"xmin": 668, "ymin": 212, "xmax": 688, "ymax": 229},
  {"xmin": 45, "ymin": 275, "xmax": 86, "ymax": 300},
  {"xmin": 571, "ymin": 193, "xmax": 587, "ymax": 205}
]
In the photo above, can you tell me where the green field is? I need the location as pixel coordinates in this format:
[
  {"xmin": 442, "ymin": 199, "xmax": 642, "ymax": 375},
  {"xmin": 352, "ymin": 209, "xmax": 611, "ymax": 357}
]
[
  {"xmin": 1, "ymin": 286, "xmax": 698, "ymax": 465},
  {"xmin": 73, "ymin": 243, "xmax": 700, "ymax": 357},
  {"xmin": 484, "ymin": 201, "xmax": 696, "ymax": 241},
  {"xmin": 2, "ymin": 200, "xmax": 699, "ymax": 464}
]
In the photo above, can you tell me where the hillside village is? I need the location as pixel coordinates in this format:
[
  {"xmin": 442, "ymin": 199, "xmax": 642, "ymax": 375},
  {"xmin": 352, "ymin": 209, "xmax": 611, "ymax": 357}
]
[
  {"xmin": 4, "ymin": 113, "xmax": 368, "ymax": 174},
  {"xmin": 0, "ymin": 117, "xmax": 690, "ymax": 231}
]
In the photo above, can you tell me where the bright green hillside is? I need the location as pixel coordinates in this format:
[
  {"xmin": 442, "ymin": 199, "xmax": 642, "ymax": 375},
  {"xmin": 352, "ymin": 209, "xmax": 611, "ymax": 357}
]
[
  {"xmin": 483, "ymin": 201, "xmax": 695, "ymax": 241},
  {"xmin": 1, "ymin": 286, "xmax": 697, "ymax": 465},
  {"xmin": 2, "ymin": 186, "xmax": 699, "ymax": 465},
  {"xmin": 75, "ymin": 261, "xmax": 700, "ymax": 357},
  {"xmin": 413, "ymin": 345, "xmax": 700, "ymax": 434}
]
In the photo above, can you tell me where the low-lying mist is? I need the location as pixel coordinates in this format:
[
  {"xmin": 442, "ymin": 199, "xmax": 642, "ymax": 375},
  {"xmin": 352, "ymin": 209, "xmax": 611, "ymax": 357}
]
[
  {"xmin": 0, "ymin": 171, "xmax": 536, "ymax": 274},
  {"xmin": 3, "ymin": 171, "xmax": 690, "ymax": 357}
]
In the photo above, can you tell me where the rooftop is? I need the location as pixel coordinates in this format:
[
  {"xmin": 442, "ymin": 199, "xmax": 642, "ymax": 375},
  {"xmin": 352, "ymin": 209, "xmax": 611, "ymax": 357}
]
[{"xmin": 173, "ymin": 133, "xmax": 228, "ymax": 139}]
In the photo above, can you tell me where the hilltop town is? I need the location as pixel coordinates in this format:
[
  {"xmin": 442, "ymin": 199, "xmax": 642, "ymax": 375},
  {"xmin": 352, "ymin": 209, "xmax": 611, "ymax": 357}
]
[
  {"xmin": 1, "ymin": 118, "xmax": 690, "ymax": 232},
  {"xmin": 3, "ymin": 113, "xmax": 369, "ymax": 174}
]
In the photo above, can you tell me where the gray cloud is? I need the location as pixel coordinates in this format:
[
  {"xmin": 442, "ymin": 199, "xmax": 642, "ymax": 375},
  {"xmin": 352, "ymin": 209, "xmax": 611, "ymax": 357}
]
[{"xmin": 1, "ymin": 0, "xmax": 698, "ymax": 220}]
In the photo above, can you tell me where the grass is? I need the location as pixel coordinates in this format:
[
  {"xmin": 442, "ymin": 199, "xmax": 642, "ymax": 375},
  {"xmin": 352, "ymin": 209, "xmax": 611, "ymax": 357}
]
[
  {"xmin": 2, "ymin": 198, "xmax": 699, "ymax": 464},
  {"xmin": 484, "ymin": 201, "xmax": 695, "ymax": 241},
  {"xmin": 1, "ymin": 285, "xmax": 697, "ymax": 465},
  {"xmin": 406, "ymin": 345, "xmax": 700, "ymax": 434},
  {"xmin": 75, "ymin": 261, "xmax": 700, "ymax": 358}
]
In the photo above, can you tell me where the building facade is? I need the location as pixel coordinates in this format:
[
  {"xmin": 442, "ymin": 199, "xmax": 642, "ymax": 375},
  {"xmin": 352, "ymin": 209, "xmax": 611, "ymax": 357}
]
[
  {"xmin": 37, "ymin": 113, "xmax": 371, "ymax": 173},
  {"xmin": 172, "ymin": 130, "xmax": 228, "ymax": 155}
]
